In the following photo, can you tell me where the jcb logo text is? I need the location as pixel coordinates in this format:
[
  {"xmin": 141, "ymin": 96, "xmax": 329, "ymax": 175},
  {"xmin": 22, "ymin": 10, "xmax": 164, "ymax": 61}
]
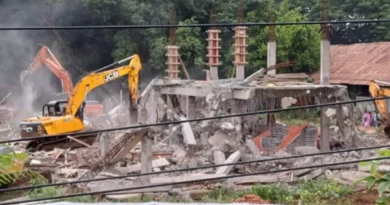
[{"xmin": 104, "ymin": 71, "xmax": 119, "ymax": 82}]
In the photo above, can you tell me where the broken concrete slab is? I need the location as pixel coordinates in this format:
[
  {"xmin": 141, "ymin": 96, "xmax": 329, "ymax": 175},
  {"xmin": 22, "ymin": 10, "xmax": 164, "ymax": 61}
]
[
  {"xmin": 208, "ymin": 131, "xmax": 234, "ymax": 147},
  {"xmin": 213, "ymin": 151, "xmax": 226, "ymax": 165},
  {"xmin": 227, "ymin": 174, "xmax": 279, "ymax": 185},
  {"xmin": 171, "ymin": 148, "xmax": 187, "ymax": 164},
  {"xmin": 246, "ymin": 140, "xmax": 261, "ymax": 155},
  {"xmin": 179, "ymin": 116, "xmax": 197, "ymax": 145},
  {"xmin": 151, "ymin": 174, "xmax": 227, "ymax": 184},
  {"xmin": 105, "ymin": 193, "xmax": 143, "ymax": 201},
  {"xmin": 359, "ymin": 164, "xmax": 390, "ymax": 172},
  {"xmin": 110, "ymin": 131, "xmax": 144, "ymax": 164},
  {"xmin": 281, "ymin": 97, "xmax": 297, "ymax": 109},
  {"xmin": 159, "ymin": 86, "xmax": 255, "ymax": 100},
  {"xmin": 90, "ymin": 184, "xmax": 173, "ymax": 194},
  {"xmin": 215, "ymin": 151, "xmax": 241, "ymax": 175},
  {"xmin": 325, "ymin": 108, "xmax": 337, "ymax": 118},
  {"xmin": 300, "ymin": 169, "xmax": 324, "ymax": 181},
  {"xmin": 294, "ymin": 146, "xmax": 320, "ymax": 155},
  {"xmin": 220, "ymin": 122, "xmax": 235, "ymax": 131},
  {"xmin": 339, "ymin": 171, "xmax": 370, "ymax": 183},
  {"xmin": 115, "ymin": 158, "xmax": 170, "ymax": 174}
]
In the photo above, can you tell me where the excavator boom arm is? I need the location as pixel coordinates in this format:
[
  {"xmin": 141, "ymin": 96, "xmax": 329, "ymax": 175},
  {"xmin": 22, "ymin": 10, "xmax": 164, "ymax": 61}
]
[
  {"xmin": 21, "ymin": 45, "xmax": 74, "ymax": 95},
  {"xmin": 369, "ymin": 80, "xmax": 390, "ymax": 124},
  {"xmin": 66, "ymin": 55, "xmax": 142, "ymax": 116}
]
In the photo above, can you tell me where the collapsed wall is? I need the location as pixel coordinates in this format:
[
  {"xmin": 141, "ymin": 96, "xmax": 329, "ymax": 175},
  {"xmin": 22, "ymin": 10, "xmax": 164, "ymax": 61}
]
[{"xmin": 137, "ymin": 77, "xmax": 359, "ymax": 158}]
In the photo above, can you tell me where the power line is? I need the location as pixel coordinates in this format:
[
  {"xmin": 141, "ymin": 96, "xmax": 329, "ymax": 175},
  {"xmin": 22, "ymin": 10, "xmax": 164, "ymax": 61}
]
[
  {"xmin": 0, "ymin": 19, "xmax": 390, "ymax": 31},
  {"xmin": 4, "ymin": 95, "xmax": 390, "ymax": 144},
  {"xmin": 2, "ymin": 156, "xmax": 389, "ymax": 205},
  {"xmin": 1, "ymin": 143, "xmax": 389, "ymax": 193}
]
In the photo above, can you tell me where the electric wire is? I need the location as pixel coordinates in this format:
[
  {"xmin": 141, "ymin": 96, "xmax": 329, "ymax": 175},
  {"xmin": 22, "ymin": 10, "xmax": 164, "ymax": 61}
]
[
  {"xmin": 2, "ymin": 143, "xmax": 390, "ymax": 193},
  {"xmin": 2, "ymin": 156, "xmax": 389, "ymax": 205},
  {"xmin": 0, "ymin": 19, "xmax": 390, "ymax": 30},
  {"xmin": 7, "ymin": 96, "xmax": 390, "ymax": 144}
]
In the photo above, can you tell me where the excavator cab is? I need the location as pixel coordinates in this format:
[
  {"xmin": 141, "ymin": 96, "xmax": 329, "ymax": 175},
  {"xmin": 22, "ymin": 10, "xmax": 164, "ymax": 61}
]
[
  {"xmin": 20, "ymin": 54, "xmax": 141, "ymax": 151},
  {"xmin": 369, "ymin": 80, "xmax": 390, "ymax": 137},
  {"xmin": 42, "ymin": 100, "xmax": 68, "ymax": 117}
]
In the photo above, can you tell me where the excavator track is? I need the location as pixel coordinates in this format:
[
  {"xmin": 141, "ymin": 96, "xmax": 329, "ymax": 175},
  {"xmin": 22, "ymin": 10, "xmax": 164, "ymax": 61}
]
[
  {"xmin": 384, "ymin": 125, "xmax": 390, "ymax": 138},
  {"xmin": 26, "ymin": 133, "xmax": 98, "ymax": 152}
]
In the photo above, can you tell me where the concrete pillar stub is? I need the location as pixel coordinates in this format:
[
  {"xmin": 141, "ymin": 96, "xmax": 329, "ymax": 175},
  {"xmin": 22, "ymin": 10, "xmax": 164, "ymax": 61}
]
[
  {"xmin": 141, "ymin": 135, "xmax": 152, "ymax": 184},
  {"xmin": 320, "ymin": 39, "xmax": 331, "ymax": 152},
  {"xmin": 207, "ymin": 29, "xmax": 221, "ymax": 80},
  {"xmin": 267, "ymin": 41, "xmax": 276, "ymax": 76},
  {"xmin": 166, "ymin": 45, "xmax": 180, "ymax": 80},
  {"xmin": 233, "ymin": 26, "xmax": 248, "ymax": 80}
]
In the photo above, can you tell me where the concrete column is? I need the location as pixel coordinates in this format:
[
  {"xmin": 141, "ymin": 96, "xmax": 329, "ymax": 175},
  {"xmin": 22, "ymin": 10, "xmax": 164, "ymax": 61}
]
[
  {"xmin": 267, "ymin": 41, "xmax": 276, "ymax": 75},
  {"xmin": 166, "ymin": 46, "xmax": 180, "ymax": 79},
  {"xmin": 233, "ymin": 26, "xmax": 248, "ymax": 80},
  {"xmin": 186, "ymin": 96, "xmax": 196, "ymax": 120},
  {"xmin": 210, "ymin": 67, "xmax": 218, "ymax": 80},
  {"xmin": 320, "ymin": 39, "xmax": 331, "ymax": 152},
  {"xmin": 320, "ymin": 40, "xmax": 330, "ymax": 85},
  {"xmin": 236, "ymin": 65, "xmax": 245, "ymax": 80},
  {"xmin": 141, "ymin": 135, "xmax": 152, "ymax": 184},
  {"xmin": 100, "ymin": 134, "xmax": 108, "ymax": 156},
  {"xmin": 207, "ymin": 29, "xmax": 221, "ymax": 80},
  {"xmin": 129, "ymin": 106, "xmax": 138, "ymax": 125}
]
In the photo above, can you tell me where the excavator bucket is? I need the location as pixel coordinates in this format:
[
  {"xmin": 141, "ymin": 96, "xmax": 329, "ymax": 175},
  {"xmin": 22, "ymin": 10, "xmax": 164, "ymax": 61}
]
[
  {"xmin": 20, "ymin": 70, "xmax": 32, "ymax": 86},
  {"xmin": 384, "ymin": 125, "xmax": 390, "ymax": 138}
]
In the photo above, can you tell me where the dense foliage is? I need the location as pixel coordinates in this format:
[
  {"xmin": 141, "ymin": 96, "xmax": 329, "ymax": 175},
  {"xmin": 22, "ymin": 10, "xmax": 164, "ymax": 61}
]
[{"xmin": 0, "ymin": 0, "xmax": 388, "ymax": 85}]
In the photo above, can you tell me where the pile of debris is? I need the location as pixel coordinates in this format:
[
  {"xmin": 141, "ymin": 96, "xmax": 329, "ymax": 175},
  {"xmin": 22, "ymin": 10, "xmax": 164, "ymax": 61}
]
[{"xmin": 3, "ymin": 76, "xmax": 386, "ymax": 202}]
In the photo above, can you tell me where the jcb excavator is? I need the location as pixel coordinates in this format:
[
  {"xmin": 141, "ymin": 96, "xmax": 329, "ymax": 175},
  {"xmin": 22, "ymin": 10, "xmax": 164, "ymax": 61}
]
[
  {"xmin": 20, "ymin": 45, "xmax": 104, "ymax": 117},
  {"xmin": 369, "ymin": 80, "xmax": 390, "ymax": 137},
  {"xmin": 20, "ymin": 54, "xmax": 142, "ymax": 151}
]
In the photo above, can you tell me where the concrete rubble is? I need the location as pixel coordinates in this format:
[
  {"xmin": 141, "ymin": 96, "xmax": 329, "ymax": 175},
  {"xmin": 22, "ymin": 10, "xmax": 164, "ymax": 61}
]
[{"xmin": 2, "ymin": 76, "xmax": 389, "ymax": 202}]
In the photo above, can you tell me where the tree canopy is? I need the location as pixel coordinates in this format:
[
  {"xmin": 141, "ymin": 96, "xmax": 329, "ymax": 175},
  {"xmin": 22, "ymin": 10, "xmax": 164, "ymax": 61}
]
[{"xmin": 0, "ymin": 0, "xmax": 387, "ymax": 87}]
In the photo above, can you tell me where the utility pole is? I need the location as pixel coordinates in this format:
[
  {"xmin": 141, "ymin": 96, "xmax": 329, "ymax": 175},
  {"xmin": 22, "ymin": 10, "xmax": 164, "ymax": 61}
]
[{"xmin": 320, "ymin": 0, "xmax": 331, "ymax": 151}]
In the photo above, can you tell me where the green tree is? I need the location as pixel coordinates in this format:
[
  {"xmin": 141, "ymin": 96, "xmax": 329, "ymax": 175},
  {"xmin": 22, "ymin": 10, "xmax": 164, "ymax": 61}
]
[
  {"xmin": 247, "ymin": 0, "xmax": 321, "ymax": 74},
  {"xmin": 176, "ymin": 17, "xmax": 205, "ymax": 78},
  {"xmin": 308, "ymin": 0, "xmax": 390, "ymax": 44}
]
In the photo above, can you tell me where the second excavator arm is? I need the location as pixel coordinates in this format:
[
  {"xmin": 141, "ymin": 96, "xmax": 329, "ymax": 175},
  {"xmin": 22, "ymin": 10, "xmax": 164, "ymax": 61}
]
[
  {"xmin": 65, "ymin": 54, "xmax": 142, "ymax": 117},
  {"xmin": 369, "ymin": 80, "xmax": 390, "ymax": 136},
  {"xmin": 20, "ymin": 45, "xmax": 74, "ymax": 95}
]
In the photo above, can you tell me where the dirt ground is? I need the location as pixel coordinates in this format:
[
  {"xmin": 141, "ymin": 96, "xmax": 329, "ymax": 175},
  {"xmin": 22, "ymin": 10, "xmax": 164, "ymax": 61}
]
[{"xmin": 347, "ymin": 190, "xmax": 378, "ymax": 205}]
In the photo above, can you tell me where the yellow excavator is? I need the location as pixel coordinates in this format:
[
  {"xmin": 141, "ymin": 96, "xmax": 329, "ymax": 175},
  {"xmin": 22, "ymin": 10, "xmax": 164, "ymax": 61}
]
[
  {"xmin": 369, "ymin": 80, "xmax": 390, "ymax": 137},
  {"xmin": 19, "ymin": 54, "xmax": 142, "ymax": 151}
]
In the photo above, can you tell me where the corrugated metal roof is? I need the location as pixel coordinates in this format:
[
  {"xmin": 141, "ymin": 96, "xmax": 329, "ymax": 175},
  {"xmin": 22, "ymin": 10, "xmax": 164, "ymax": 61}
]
[{"xmin": 312, "ymin": 42, "xmax": 390, "ymax": 85}]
